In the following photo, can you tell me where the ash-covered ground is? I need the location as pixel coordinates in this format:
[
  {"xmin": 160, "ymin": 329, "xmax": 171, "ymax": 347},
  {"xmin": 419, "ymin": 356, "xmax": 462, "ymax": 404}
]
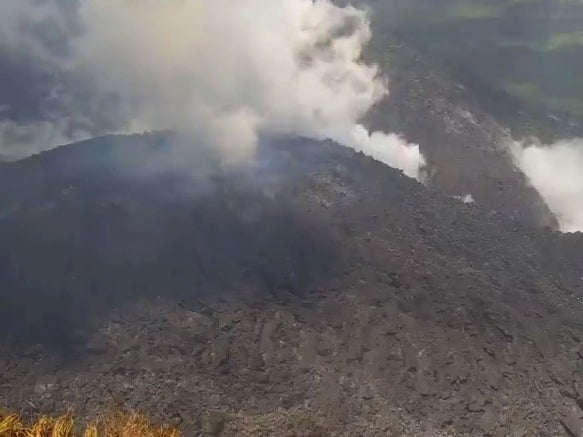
[{"xmin": 0, "ymin": 134, "xmax": 582, "ymax": 436}]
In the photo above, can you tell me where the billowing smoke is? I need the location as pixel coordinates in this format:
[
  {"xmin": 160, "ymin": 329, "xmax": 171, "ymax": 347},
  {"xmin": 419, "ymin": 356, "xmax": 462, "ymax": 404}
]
[
  {"xmin": 454, "ymin": 194, "xmax": 475, "ymax": 205},
  {"xmin": 0, "ymin": 0, "xmax": 424, "ymax": 179},
  {"xmin": 0, "ymin": 119, "xmax": 92, "ymax": 161},
  {"xmin": 512, "ymin": 138, "xmax": 583, "ymax": 232}
]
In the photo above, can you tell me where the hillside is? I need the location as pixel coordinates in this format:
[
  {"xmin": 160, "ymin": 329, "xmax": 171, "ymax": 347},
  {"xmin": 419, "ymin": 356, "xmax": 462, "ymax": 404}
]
[
  {"xmin": 363, "ymin": 36, "xmax": 558, "ymax": 229},
  {"xmin": 1, "ymin": 1, "xmax": 583, "ymax": 435},
  {"xmin": 361, "ymin": 0, "xmax": 583, "ymax": 137},
  {"xmin": 1, "ymin": 135, "xmax": 583, "ymax": 435}
]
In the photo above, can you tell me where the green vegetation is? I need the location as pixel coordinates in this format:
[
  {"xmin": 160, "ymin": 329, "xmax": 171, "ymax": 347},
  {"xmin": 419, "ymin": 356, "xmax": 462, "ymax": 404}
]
[
  {"xmin": 497, "ymin": 32, "xmax": 583, "ymax": 52},
  {"xmin": 366, "ymin": 0, "xmax": 583, "ymax": 123},
  {"xmin": 447, "ymin": 3, "xmax": 505, "ymax": 20},
  {"xmin": 504, "ymin": 81, "xmax": 583, "ymax": 117}
]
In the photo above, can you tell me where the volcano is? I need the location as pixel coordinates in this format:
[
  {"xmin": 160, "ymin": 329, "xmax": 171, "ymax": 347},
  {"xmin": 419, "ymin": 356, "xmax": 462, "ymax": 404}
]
[
  {"xmin": 0, "ymin": 132, "xmax": 582, "ymax": 436},
  {"xmin": 1, "ymin": 1, "xmax": 583, "ymax": 435}
]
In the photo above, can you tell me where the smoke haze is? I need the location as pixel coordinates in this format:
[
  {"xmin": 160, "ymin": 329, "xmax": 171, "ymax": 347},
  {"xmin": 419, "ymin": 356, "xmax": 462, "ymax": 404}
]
[
  {"xmin": 512, "ymin": 138, "xmax": 583, "ymax": 232},
  {"xmin": 0, "ymin": 0, "xmax": 425, "ymax": 178}
]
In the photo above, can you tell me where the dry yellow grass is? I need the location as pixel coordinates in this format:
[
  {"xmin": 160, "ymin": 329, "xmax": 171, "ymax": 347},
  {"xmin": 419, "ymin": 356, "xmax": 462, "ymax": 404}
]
[{"xmin": 0, "ymin": 410, "xmax": 180, "ymax": 437}]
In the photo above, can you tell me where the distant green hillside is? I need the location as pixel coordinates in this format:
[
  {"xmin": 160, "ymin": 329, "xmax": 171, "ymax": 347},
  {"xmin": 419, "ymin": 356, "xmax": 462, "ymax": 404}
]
[{"xmin": 362, "ymin": 0, "xmax": 583, "ymax": 133}]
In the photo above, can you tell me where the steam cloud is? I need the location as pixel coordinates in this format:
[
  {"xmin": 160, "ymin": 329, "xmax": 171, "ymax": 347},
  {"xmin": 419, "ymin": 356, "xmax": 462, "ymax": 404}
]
[
  {"xmin": 512, "ymin": 138, "xmax": 583, "ymax": 232},
  {"xmin": 0, "ymin": 0, "xmax": 425, "ymax": 178}
]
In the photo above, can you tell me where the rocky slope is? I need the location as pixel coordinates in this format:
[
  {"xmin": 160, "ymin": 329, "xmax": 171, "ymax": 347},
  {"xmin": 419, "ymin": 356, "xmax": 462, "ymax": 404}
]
[
  {"xmin": 364, "ymin": 35, "xmax": 559, "ymax": 229},
  {"xmin": 0, "ymin": 135, "xmax": 583, "ymax": 436}
]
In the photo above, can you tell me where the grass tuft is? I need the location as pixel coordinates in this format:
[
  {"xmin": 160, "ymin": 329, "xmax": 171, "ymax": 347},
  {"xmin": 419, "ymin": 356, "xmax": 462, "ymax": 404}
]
[{"xmin": 0, "ymin": 410, "xmax": 180, "ymax": 437}]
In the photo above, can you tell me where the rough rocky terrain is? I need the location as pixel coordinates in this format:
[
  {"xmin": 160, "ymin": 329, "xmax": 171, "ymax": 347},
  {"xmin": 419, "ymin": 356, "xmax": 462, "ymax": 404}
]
[
  {"xmin": 365, "ymin": 36, "xmax": 558, "ymax": 229},
  {"xmin": 0, "ymin": 135, "xmax": 582, "ymax": 436}
]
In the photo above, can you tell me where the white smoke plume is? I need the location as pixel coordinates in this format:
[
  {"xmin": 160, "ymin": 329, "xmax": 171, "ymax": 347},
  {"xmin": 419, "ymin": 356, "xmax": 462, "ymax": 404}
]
[
  {"xmin": 512, "ymin": 138, "xmax": 583, "ymax": 232},
  {"xmin": 0, "ymin": 0, "xmax": 425, "ymax": 179},
  {"xmin": 453, "ymin": 193, "xmax": 475, "ymax": 204},
  {"xmin": 0, "ymin": 119, "xmax": 90, "ymax": 161}
]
